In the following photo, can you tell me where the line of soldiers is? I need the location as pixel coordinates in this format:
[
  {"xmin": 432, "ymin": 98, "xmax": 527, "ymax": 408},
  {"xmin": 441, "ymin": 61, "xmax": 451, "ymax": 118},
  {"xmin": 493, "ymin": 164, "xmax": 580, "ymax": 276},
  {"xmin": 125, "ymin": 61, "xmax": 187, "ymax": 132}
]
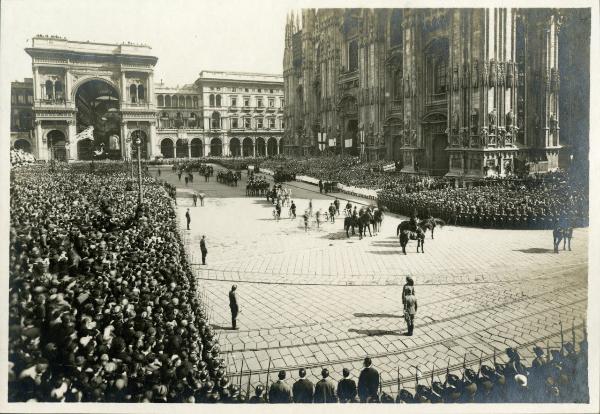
[{"xmin": 216, "ymin": 170, "xmax": 240, "ymax": 186}]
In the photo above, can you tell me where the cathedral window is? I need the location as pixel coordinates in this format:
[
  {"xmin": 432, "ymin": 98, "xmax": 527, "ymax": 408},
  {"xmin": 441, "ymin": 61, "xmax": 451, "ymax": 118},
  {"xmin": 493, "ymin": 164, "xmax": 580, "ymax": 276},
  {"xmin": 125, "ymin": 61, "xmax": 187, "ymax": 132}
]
[
  {"xmin": 215, "ymin": 94, "xmax": 222, "ymax": 107},
  {"xmin": 209, "ymin": 94, "xmax": 215, "ymax": 107},
  {"xmin": 390, "ymin": 10, "xmax": 403, "ymax": 48},
  {"xmin": 211, "ymin": 112, "xmax": 221, "ymax": 129},
  {"xmin": 435, "ymin": 59, "xmax": 447, "ymax": 94}
]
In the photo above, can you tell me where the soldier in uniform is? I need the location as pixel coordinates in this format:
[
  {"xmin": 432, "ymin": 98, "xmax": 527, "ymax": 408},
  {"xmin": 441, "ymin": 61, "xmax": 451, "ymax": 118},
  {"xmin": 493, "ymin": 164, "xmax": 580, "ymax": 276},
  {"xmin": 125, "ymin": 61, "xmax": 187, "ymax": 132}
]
[
  {"xmin": 192, "ymin": 193, "xmax": 198, "ymax": 207},
  {"xmin": 329, "ymin": 203, "xmax": 336, "ymax": 223},
  {"xmin": 248, "ymin": 384, "xmax": 265, "ymax": 403},
  {"xmin": 414, "ymin": 384, "xmax": 431, "ymax": 403},
  {"xmin": 268, "ymin": 371, "xmax": 292, "ymax": 403},
  {"xmin": 292, "ymin": 368, "xmax": 314, "ymax": 403},
  {"xmin": 334, "ymin": 198, "xmax": 340, "ymax": 216},
  {"xmin": 396, "ymin": 388, "xmax": 414, "ymax": 403},
  {"xmin": 228, "ymin": 285, "xmax": 239, "ymax": 330},
  {"xmin": 185, "ymin": 208, "xmax": 191, "ymax": 230}
]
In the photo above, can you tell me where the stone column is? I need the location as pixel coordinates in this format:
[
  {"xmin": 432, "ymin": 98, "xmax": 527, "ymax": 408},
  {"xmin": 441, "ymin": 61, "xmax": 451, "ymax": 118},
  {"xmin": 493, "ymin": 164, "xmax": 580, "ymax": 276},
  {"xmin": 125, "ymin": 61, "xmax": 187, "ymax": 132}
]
[
  {"xmin": 65, "ymin": 70, "xmax": 72, "ymax": 103},
  {"xmin": 35, "ymin": 120, "xmax": 44, "ymax": 160},
  {"xmin": 204, "ymin": 139, "xmax": 211, "ymax": 156},
  {"xmin": 253, "ymin": 138, "xmax": 256, "ymax": 157},
  {"xmin": 148, "ymin": 121, "xmax": 157, "ymax": 158},
  {"xmin": 121, "ymin": 121, "xmax": 129, "ymax": 159},
  {"xmin": 148, "ymin": 72, "xmax": 154, "ymax": 106},
  {"xmin": 67, "ymin": 120, "xmax": 77, "ymax": 161},
  {"xmin": 121, "ymin": 71, "xmax": 127, "ymax": 104},
  {"xmin": 276, "ymin": 138, "xmax": 280, "ymax": 154},
  {"xmin": 187, "ymin": 141, "xmax": 191, "ymax": 158}
]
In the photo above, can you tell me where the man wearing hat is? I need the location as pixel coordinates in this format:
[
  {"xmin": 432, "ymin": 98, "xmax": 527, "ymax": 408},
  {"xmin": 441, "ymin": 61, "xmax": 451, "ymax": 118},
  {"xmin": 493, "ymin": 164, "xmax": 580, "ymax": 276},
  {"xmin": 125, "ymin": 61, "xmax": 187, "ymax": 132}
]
[
  {"xmin": 228, "ymin": 285, "xmax": 239, "ymax": 330},
  {"xmin": 292, "ymin": 368, "xmax": 314, "ymax": 403},
  {"xmin": 314, "ymin": 368, "xmax": 337, "ymax": 403},
  {"xmin": 337, "ymin": 368, "xmax": 357, "ymax": 402},
  {"xmin": 357, "ymin": 357, "xmax": 379, "ymax": 403},
  {"xmin": 185, "ymin": 209, "xmax": 191, "ymax": 230},
  {"xmin": 268, "ymin": 371, "xmax": 292, "ymax": 403}
]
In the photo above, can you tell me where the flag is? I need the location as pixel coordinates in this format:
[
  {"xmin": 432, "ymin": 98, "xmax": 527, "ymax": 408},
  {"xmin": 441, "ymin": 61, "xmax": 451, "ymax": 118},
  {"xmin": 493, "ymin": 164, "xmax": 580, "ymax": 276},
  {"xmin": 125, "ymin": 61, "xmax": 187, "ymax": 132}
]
[{"xmin": 75, "ymin": 126, "xmax": 95, "ymax": 141}]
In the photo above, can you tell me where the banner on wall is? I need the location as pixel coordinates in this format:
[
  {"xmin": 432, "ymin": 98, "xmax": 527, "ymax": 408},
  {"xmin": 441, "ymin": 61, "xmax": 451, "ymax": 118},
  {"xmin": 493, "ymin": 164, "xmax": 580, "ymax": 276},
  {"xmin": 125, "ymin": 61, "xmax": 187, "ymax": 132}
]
[{"xmin": 344, "ymin": 139, "xmax": 353, "ymax": 148}]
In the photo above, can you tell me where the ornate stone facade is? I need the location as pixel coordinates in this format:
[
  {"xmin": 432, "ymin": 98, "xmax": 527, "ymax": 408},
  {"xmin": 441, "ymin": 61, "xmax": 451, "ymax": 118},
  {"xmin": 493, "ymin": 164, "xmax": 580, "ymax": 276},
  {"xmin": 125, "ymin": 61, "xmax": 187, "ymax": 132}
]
[
  {"xmin": 283, "ymin": 8, "xmax": 588, "ymax": 176},
  {"xmin": 21, "ymin": 36, "xmax": 284, "ymax": 161}
]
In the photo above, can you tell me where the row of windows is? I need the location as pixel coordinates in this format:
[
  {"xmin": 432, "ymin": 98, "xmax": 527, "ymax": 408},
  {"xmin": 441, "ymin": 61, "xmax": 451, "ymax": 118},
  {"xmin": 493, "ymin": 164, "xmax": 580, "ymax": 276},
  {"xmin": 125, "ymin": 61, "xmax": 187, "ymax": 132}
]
[
  {"xmin": 11, "ymin": 94, "xmax": 34, "ymax": 105},
  {"xmin": 209, "ymin": 94, "xmax": 284, "ymax": 108},
  {"xmin": 210, "ymin": 112, "xmax": 284, "ymax": 130},
  {"xmin": 209, "ymin": 86, "xmax": 281, "ymax": 94},
  {"xmin": 157, "ymin": 95, "xmax": 200, "ymax": 108}
]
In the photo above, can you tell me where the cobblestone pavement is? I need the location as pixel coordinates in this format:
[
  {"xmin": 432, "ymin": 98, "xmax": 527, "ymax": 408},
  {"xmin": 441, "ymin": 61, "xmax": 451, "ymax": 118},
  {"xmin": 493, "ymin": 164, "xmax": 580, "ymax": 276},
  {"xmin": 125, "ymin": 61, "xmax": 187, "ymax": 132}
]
[{"xmin": 151, "ymin": 165, "xmax": 589, "ymax": 395}]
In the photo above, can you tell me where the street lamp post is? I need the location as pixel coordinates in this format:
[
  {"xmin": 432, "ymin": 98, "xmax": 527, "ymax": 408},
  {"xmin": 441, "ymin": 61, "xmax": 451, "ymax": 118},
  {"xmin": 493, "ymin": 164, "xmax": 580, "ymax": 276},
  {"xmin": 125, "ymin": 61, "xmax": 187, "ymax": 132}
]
[{"xmin": 135, "ymin": 135, "xmax": 143, "ymax": 204}]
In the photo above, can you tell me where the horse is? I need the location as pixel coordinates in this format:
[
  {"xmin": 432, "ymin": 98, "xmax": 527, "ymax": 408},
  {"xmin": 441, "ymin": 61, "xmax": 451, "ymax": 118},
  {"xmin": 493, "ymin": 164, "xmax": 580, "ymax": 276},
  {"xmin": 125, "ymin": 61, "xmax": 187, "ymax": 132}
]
[
  {"xmin": 420, "ymin": 217, "xmax": 446, "ymax": 239},
  {"xmin": 553, "ymin": 226, "xmax": 573, "ymax": 253},
  {"xmin": 372, "ymin": 208, "xmax": 384, "ymax": 235},
  {"xmin": 358, "ymin": 210, "xmax": 372, "ymax": 239},
  {"xmin": 344, "ymin": 216, "xmax": 358, "ymax": 238},
  {"xmin": 399, "ymin": 228, "xmax": 426, "ymax": 254}
]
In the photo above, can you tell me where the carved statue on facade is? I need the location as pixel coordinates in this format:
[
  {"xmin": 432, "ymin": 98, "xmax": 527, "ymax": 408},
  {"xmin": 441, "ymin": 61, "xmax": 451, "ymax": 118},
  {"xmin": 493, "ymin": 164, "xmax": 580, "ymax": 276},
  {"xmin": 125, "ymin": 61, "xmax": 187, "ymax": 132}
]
[
  {"xmin": 489, "ymin": 60, "xmax": 497, "ymax": 86},
  {"xmin": 410, "ymin": 129, "xmax": 417, "ymax": 147},
  {"xmin": 462, "ymin": 63, "xmax": 469, "ymax": 89},
  {"xmin": 497, "ymin": 62, "xmax": 505, "ymax": 87},
  {"xmin": 471, "ymin": 109, "xmax": 479, "ymax": 135},
  {"xmin": 488, "ymin": 109, "xmax": 497, "ymax": 133},
  {"xmin": 460, "ymin": 128, "xmax": 469, "ymax": 147},
  {"xmin": 452, "ymin": 65, "xmax": 459, "ymax": 92},
  {"xmin": 497, "ymin": 127, "xmax": 506, "ymax": 147},
  {"xmin": 472, "ymin": 60, "xmax": 479, "ymax": 89},
  {"xmin": 506, "ymin": 62, "xmax": 514, "ymax": 88},
  {"xmin": 479, "ymin": 127, "xmax": 487, "ymax": 147},
  {"xmin": 481, "ymin": 61, "xmax": 489, "ymax": 87},
  {"xmin": 505, "ymin": 110, "xmax": 514, "ymax": 129},
  {"xmin": 452, "ymin": 111, "xmax": 460, "ymax": 134},
  {"xmin": 550, "ymin": 113, "xmax": 558, "ymax": 133}
]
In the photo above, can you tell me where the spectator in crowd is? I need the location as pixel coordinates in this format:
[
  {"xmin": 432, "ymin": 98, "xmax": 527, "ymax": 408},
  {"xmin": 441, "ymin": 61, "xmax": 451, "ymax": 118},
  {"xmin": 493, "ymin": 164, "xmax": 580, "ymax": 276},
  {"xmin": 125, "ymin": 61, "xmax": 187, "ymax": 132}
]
[
  {"xmin": 269, "ymin": 371, "xmax": 292, "ymax": 403},
  {"xmin": 337, "ymin": 368, "xmax": 357, "ymax": 402},
  {"xmin": 249, "ymin": 384, "xmax": 265, "ymax": 403},
  {"xmin": 314, "ymin": 368, "xmax": 337, "ymax": 403},
  {"xmin": 292, "ymin": 368, "xmax": 314, "ymax": 403},
  {"xmin": 358, "ymin": 357, "xmax": 380, "ymax": 403}
]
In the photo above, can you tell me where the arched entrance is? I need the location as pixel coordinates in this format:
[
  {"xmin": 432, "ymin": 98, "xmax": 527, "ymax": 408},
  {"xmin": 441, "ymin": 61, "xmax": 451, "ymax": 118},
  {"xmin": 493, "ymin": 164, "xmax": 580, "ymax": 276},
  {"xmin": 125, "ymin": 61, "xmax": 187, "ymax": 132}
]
[
  {"xmin": 339, "ymin": 95, "xmax": 359, "ymax": 155},
  {"xmin": 161, "ymin": 138, "xmax": 174, "ymax": 158},
  {"xmin": 423, "ymin": 113, "xmax": 448, "ymax": 175},
  {"xmin": 130, "ymin": 130, "xmax": 148, "ymax": 160},
  {"xmin": 190, "ymin": 138, "xmax": 203, "ymax": 157},
  {"xmin": 229, "ymin": 138, "xmax": 241, "ymax": 157},
  {"xmin": 210, "ymin": 138, "xmax": 222, "ymax": 156},
  {"xmin": 256, "ymin": 137, "xmax": 266, "ymax": 156},
  {"xmin": 77, "ymin": 138, "xmax": 94, "ymax": 160},
  {"xmin": 47, "ymin": 130, "xmax": 67, "ymax": 161},
  {"xmin": 176, "ymin": 139, "xmax": 188, "ymax": 158},
  {"xmin": 267, "ymin": 138, "xmax": 278, "ymax": 156},
  {"xmin": 13, "ymin": 139, "xmax": 32, "ymax": 153},
  {"xmin": 242, "ymin": 138, "xmax": 253, "ymax": 157},
  {"xmin": 74, "ymin": 79, "xmax": 121, "ymax": 159},
  {"xmin": 278, "ymin": 138, "xmax": 284, "ymax": 155},
  {"xmin": 431, "ymin": 135, "xmax": 449, "ymax": 174}
]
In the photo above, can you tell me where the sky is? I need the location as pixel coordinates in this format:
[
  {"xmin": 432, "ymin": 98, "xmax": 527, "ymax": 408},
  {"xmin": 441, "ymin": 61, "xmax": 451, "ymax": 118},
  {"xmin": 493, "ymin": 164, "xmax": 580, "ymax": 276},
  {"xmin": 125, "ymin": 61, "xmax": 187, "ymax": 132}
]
[{"xmin": 1, "ymin": 0, "xmax": 290, "ymax": 86}]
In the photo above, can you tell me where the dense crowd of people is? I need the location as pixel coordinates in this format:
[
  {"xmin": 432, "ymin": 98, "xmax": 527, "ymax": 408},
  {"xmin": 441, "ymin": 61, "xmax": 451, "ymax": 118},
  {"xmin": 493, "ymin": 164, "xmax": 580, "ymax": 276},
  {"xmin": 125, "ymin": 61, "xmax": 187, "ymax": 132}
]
[
  {"xmin": 378, "ymin": 171, "xmax": 588, "ymax": 229},
  {"xmin": 11, "ymin": 148, "xmax": 36, "ymax": 166},
  {"xmin": 9, "ymin": 163, "xmax": 225, "ymax": 402}
]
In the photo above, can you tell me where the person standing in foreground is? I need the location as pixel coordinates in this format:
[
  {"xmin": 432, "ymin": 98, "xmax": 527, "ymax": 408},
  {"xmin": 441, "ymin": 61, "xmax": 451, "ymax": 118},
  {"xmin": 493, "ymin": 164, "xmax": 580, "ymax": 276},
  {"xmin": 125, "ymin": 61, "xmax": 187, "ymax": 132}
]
[
  {"xmin": 403, "ymin": 287, "xmax": 418, "ymax": 336},
  {"xmin": 337, "ymin": 368, "xmax": 357, "ymax": 402},
  {"xmin": 192, "ymin": 193, "xmax": 198, "ymax": 207},
  {"xmin": 185, "ymin": 208, "xmax": 191, "ymax": 230},
  {"xmin": 229, "ymin": 285, "xmax": 239, "ymax": 330},
  {"xmin": 200, "ymin": 235, "xmax": 207, "ymax": 265},
  {"xmin": 269, "ymin": 371, "xmax": 292, "ymax": 403},
  {"xmin": 357, "ymin": 357, "xmax": 379, "ymax": 403},
  {"xmin": 292, "ymin": 368, "xmax": 314, "ymax": 403},
  {"xmin": 314, "ymin": 368, "xmax": 338, "ymax": 403}
]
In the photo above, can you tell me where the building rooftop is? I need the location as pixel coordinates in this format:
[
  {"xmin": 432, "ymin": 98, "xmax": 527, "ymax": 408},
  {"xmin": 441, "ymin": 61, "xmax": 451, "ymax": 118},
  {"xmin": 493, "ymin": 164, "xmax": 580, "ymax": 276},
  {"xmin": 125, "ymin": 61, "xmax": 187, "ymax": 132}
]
[
  {"xmin": 27, "ymin": 35, "xmax": 156, "ymax": 59},
  {"xmin": 198, "ymin": 70, "xmax": 283, "ymax": 83}
]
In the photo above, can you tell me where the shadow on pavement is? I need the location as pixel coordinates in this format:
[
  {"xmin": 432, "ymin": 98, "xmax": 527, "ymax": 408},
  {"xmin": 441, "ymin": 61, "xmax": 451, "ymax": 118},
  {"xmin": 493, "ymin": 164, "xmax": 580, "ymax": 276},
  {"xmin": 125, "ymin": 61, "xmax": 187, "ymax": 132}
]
[
  {"xmin": 513, "ymin": 248, "xmax": 555, "ymax": 254},
  {"xmin": 353, "ymin": 313, "xmax": 402, "ymax": 318},
  {"xmin": 348, "ymin": 328, "xmax": 403, "ymax": 337},
  {"xmin": 321, "ymin": 231, "xmax": 350, "ymax": 240},
  {"xmin": 211, "ymin": 324, "xmax": 235, "ymax": 331}
]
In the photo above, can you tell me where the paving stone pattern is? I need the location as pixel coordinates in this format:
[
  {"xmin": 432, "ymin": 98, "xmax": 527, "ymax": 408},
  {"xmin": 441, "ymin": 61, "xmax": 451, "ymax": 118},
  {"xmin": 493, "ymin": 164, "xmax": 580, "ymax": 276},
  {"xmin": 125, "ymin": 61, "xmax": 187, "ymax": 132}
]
[{"xmin": 151, "ymin": 165, "xmax": 588, "ymax": 395}]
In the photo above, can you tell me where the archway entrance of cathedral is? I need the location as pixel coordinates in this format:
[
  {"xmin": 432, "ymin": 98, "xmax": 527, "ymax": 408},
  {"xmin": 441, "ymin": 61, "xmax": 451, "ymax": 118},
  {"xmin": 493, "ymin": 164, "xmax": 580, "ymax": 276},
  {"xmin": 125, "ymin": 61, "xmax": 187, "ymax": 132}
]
[
  {"xmin": 77, "ymin": 138, "xmax": 94, "ymax": 160},
  {"xmin": 431, "ymin": 134, "xmax": 449, "ymax": 175},
  {"xmin": 345, "ymin": 119, "xmax": 359, "ymax": 156},
  {"xmin": 74, "ymin": 79, "xmax": 121, "ymax": 159},
  {"xmin": 161, "ymin": 138, "xmax": 175, "ymax": 159},
  {"xmin": 210, "ymin": 138, "xmax": 222, "ymax": 156}
]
